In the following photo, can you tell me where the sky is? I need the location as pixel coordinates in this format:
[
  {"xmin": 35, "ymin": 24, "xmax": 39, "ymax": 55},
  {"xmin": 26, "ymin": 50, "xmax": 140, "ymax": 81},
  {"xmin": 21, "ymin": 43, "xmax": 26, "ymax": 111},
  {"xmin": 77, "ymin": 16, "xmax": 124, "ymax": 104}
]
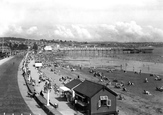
[{"xmin": 0, "ymin": 0, "xmax": 163, "ymax": 42}]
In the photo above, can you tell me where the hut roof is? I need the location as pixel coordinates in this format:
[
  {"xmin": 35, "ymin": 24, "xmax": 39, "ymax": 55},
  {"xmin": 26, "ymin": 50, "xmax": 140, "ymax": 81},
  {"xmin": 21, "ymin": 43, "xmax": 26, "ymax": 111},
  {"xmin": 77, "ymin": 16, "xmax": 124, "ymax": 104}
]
[
  {"xmin": 65, "ymin": 79, "xmax": 82, "ymax": 89},
  {"xmin": 74, "ymin": 80, "xmax": 117, "ymax": 98}
]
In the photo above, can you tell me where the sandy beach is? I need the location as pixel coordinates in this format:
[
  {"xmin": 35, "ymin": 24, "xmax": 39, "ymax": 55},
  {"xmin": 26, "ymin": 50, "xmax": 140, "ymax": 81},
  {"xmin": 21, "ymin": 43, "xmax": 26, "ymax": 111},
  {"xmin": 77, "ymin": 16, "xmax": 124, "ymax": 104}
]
[
  {"xmin": 64, "ymin": 56, "xmax": 163, "ymax": 75},
  {"xmin": 63, "ymin": 57, "xmax": 163, "ymax": 115},
  {"xmin": 33, "ymin": 49, "xmax": 163, "ymax": 115}
]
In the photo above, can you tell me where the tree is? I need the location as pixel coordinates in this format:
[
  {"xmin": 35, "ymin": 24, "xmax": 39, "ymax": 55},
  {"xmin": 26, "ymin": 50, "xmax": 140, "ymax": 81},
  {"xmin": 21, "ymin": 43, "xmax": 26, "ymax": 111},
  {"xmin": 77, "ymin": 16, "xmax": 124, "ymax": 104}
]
[{"xmin": 33, "ymin": 43, "xmax": 38, "ymax": 51}]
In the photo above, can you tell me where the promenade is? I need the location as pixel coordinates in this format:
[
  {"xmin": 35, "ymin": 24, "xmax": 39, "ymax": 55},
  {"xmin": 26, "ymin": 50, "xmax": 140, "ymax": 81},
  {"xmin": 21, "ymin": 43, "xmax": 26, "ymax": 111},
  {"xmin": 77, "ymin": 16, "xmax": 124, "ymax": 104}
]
[
  {"xmin": 27, "ymin": 59, "xmax": 78, "ymax": 115},
  {"xmin": 17, "ymin": 56, "xmax": 46, "ymax": 115}
]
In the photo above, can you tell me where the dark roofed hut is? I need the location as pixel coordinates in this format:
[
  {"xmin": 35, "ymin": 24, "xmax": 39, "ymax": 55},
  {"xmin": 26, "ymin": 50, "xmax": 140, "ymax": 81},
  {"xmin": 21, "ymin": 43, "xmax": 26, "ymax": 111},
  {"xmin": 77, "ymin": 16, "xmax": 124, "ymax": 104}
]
[
  {"xmin": 65, "ymin": 78, "xmax": 82, "ymax": 89},
  {"xmin": 63, "ymin": 79, "xmax": 82, "ymax": 102},
  {"xmin": 73, "ymin": 80, "xmax": 118, "ymax": 115}
]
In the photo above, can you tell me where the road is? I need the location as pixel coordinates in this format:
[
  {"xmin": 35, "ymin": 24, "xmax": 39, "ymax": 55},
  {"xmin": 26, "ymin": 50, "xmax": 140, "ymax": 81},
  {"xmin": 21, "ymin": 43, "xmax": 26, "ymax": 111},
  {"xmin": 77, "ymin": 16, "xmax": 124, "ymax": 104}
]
[{"xmin": 0, "ymin": 55, "xmax": 33, "ymax": 114}]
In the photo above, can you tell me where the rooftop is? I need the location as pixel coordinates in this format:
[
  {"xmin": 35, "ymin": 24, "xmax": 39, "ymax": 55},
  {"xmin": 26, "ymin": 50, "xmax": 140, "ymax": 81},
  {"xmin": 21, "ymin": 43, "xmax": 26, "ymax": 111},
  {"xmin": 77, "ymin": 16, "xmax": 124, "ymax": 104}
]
[
  {"xmin": 74, "ymin": 80, "xmax": 117, "ymax": 98},
  {"xmin": 64, "ymin": 78, "xmax": 82, "ymax": 89}
]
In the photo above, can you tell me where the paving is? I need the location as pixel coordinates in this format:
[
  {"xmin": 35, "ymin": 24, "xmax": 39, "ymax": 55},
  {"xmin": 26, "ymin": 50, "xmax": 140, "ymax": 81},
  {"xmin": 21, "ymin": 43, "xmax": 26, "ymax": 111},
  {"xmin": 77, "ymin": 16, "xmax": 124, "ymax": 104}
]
[
  {"xmin": 0, "ymin": 55, "xmax": 33, "ymax": 114},
  {"xmin": 17, "ymin": 56, "xmax": 46, "ymax": 115},
  {"xmin": 28, "ymin": 59, "xmax": 78, "ymax": 115}
]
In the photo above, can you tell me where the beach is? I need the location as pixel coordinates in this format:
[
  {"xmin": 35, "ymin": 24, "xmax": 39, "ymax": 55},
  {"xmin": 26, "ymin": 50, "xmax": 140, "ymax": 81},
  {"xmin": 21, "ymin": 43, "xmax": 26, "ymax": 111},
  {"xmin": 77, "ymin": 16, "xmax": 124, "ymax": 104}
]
[
  {"xmin": 62, "ymin": 57, "xmax": 163, "ymax": 115},
  {"xmin": 31, "ymin": 46, "xmax": 163, "ymax": 115},
  {"xmin": 65, "ymin": 57, "xmax": 163, "ymax": 75}
]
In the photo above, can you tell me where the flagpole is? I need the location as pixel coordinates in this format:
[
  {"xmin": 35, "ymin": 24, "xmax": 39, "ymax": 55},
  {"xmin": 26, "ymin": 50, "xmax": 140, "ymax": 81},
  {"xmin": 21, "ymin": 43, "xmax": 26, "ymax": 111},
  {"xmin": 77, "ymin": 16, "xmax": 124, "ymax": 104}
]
[{"xmin": 2, "ymin": 38, "xmax": 4, "ymax": 53}]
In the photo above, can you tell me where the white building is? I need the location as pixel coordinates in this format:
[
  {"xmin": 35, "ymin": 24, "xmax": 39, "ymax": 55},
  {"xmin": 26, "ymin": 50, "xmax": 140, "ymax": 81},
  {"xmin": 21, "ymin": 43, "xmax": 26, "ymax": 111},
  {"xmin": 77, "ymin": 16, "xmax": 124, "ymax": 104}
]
[{"xmin": 44, "ymin": 46, "xmax": 52, "ymax": 51}]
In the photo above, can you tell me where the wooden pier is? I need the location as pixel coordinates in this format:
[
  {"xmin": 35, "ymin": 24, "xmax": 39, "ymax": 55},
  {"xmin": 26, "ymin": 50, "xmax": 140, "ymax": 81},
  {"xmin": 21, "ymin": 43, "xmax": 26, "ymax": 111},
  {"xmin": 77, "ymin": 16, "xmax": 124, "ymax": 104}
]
[
  {"xmin": 58, "ymin": 47, "xmax": 130, "ymax": 57},
  {"xmin": 56, "ymin": 47, "xmax": 153, "ymax": 57}
]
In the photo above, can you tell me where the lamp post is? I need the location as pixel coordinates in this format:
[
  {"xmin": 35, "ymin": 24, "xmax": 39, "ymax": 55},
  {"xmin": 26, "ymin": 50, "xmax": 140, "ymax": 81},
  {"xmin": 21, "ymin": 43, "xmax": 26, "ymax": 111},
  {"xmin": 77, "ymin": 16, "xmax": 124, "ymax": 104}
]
[
  {"xmin": 44, "ymin": 79, "xmax": 52, "ymax": 106},
  {"xmin": 47, "ymin": 89, "xmax": 50, "ymax": 106}
]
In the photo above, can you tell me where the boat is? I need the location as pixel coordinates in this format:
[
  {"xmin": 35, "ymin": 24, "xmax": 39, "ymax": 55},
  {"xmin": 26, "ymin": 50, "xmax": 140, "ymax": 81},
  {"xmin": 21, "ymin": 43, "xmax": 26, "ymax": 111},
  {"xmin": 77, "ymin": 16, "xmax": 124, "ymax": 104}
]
[
  {"xmin": 138, "ymin": 46, "xmax": 154, "ymax": 53},
  {"xmin": 123, "ymin": 46, "xmax": 154, "ymax": 54}
]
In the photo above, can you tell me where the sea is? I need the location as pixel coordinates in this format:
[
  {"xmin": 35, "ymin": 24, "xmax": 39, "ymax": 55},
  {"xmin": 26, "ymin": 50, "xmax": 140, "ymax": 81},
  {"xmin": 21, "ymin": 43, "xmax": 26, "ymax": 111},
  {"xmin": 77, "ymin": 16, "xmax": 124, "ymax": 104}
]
[
  {"xmin": 67, "ymin": 47, "xmax": 163, "ymax": 75},
  {"xmin": 105, "ymin": 47, "xmax": 163, "ymax": 75}
]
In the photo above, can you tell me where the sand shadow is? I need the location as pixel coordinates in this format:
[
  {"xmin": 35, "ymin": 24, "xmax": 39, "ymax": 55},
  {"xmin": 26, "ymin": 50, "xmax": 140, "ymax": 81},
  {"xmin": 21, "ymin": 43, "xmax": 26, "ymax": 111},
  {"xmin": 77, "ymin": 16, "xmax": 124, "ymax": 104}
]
[
  {"xmin": 66, "ymin": 102, "xmax": 75, "ymax": 109},
  {"xmin": 55, "ymin": 96, "xmax": 67, "ymax": 101},
  {"xmin": 36, "ymin": 104, "xmax": 41, "ymax": 108},
  {"xmin": 66, "ymin": 102, "xmax": 87, "ymax": 114}
]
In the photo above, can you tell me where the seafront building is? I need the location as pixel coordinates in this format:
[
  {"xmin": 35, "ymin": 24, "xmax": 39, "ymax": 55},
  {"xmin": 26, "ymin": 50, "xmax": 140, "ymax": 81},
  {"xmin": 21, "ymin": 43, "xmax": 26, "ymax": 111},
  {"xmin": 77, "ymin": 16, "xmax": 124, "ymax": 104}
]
[{"xmin": 63, "ymin": 79, "xmax": 118, "ymax": 115}]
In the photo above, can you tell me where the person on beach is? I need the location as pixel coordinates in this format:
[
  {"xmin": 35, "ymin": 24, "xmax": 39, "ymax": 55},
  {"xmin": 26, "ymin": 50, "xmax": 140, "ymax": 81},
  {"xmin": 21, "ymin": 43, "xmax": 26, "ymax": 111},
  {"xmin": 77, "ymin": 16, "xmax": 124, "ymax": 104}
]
[
  {"xmin": 123, "ymin": 87, "xmax": 127, "ymax": 92},
  {"xmin": 40, "ymin": 90, "xmax": 44, "ymax": 97},
  {"xmin": 144, "ymin": 78, "xmax": 148, "ymax": 83},
  {"xmin": 22, "ymin": 69, "xmax": 25, "ymax": 77},
  {"xmin": 120, "ymin": 65, "xmax": 123, "ymax": 70},
  {"xmin": 144, "ymin": 90, "xmax": 151, "ymax": 95}
]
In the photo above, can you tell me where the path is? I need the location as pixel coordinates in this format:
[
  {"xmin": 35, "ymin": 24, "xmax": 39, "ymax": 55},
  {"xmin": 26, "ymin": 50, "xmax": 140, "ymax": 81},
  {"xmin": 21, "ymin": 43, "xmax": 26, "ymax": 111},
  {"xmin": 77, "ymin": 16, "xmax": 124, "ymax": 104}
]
[
  {"xmin": 0, "ymin": 55, "xmax": 33, "ymax": 114},
  {"xmin": 17, "ymin": 56, "xmax": 46, "ymax": 115},
  {"xmin": 28, "ymin": 60, "xmax": 78, "ymax": 115}
]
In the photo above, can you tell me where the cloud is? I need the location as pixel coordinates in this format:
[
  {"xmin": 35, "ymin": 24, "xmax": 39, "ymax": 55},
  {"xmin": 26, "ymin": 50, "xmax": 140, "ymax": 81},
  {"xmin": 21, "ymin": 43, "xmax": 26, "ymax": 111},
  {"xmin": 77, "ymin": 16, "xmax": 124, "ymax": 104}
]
[
  {"xmin": 71, "ymin": 25, "xmax": 92, "ymax": 39},
  {"xmin": 93, "ymin": 21, "xmax": 163, "ymax": 42},
  {"xmin": 113, "ymin": 21, "xmax": 145, "ymax": 42},
  {"xmin": 1, "ymin": 0, "xmax": 163, "ymax": 42},
  {"xmin": 54, "ymin": 25, "xmax": 74, "ymax": 38},
  {"xmin": 27, "ymin": 26, "xmax": 38, "ymax": 34},
  {"xmin": 1, "ymin": 21, "xmax": 163, "ymax": 42},
  {"xmin": 1, "ymin": 25, "xmax": 39, "ymax": 38},
  {"xmin": 115, "ymin": 21, "xmax": 143, "ymax": 35},
  {"xmin": 53, "ymin": 22, "xmax": 163, "ymax": 42},
  {"xmin": 1, "ymin": 0, "xmax": 162, "ymax": 26},
  {"xmin": 0, "ymin": 24, "xmax": 23, "ymax": 37},
  {"xmin": 53, "ymin": 25, "xmax": 92, "ymax": 40},
  {"xmin": 0, "ymin": 24, "xmax": 8, "ymax": 36},
  {"xmin": 145, "ymin": 26, "xmax": 163, "ymax": 42}
]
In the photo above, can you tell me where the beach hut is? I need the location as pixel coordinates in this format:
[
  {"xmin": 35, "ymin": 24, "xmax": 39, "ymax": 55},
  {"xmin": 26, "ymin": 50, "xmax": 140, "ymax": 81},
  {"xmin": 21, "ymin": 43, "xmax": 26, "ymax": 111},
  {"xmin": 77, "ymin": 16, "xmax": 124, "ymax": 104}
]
[
  {"xmin": 63, "ymin": 79, "xmax": 82, "ymax": 102},
  {"xmin": 59, "ymin": 86, "xmax": 70, "ymax": 96},
  {"xmin": 44, "ymin": 46, "xmax": 52, "ymax": 51},
  {"xmin": 34, "ymin": 61, "xmax": 42, "ymax": 68},
  {"xmin": 64, "ymin": 79, "xmax": 82, "ymax": 90},
  {"xmin": 73, "ymin": 80, "xmax": 118, "ymax": 115}
]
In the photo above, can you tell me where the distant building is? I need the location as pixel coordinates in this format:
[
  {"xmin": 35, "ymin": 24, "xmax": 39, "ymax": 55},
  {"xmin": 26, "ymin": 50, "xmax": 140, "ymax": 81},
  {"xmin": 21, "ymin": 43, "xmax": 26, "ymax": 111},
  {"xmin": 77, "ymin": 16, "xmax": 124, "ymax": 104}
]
[{"xmin": 44, "ymin": 45, "xmax": 52, "ymax": 51}]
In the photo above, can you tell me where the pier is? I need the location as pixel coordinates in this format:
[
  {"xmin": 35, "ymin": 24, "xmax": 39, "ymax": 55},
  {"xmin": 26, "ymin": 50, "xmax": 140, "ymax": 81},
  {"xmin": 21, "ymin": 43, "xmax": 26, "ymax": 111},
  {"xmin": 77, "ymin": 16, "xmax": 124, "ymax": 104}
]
[
  {"xmin": 57, "ymin": 47, "xmax": 154, "ymax": 57},
  {"xmin": 59, "ymin": 47, "xmax": 129, "ymax": 57}
]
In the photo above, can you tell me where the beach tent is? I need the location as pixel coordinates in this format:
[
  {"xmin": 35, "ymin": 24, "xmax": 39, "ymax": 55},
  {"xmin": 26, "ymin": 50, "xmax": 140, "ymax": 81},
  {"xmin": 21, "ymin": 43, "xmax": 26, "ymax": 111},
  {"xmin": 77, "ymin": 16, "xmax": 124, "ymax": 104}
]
[
  {"xmin": 44, "ymin": 46, "xmax": 52, "ymax": 51},
  {"xmin": 59, "ymin": 86, "xmax": 70, "ymax": 92},
  {"xmin": 35, "ymin": 61, "xmax": 42, "ymax": 68}
]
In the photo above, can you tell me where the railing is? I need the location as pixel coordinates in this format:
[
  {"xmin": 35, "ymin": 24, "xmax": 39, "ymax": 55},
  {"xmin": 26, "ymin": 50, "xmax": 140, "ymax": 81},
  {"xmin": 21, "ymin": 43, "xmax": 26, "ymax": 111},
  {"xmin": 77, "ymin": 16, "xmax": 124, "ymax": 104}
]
[{"xmin": 2, "ymin": 113, "xmax": 34, "ymax": 115}]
